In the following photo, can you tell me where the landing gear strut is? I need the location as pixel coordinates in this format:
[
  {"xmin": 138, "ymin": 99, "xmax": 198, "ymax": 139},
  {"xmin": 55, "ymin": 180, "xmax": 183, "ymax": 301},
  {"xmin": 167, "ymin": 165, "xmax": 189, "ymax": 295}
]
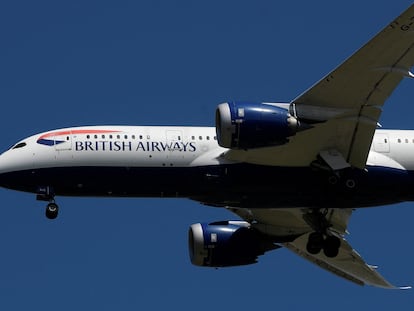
[{"xmin": 304, "ymin": 210, "xmax": 341, "ymax": 258}]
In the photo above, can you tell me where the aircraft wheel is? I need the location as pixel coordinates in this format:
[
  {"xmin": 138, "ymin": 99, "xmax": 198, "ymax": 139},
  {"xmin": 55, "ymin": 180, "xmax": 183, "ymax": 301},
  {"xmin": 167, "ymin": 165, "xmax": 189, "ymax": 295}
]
[
  {"xmin": 306, "ymin": 232, "xmax": 324, "ymax": 255},
  {"xmin": 328, "ymin": 175, "xmax": 338, "ymax": 185},
  {"xmin": 323, "ymin": 236, "xmax": 341, "ymax": 258},
  {"xmin": 345, "ymin": 179, "xmax": 356, "ymax": 189},
  {"xmin": 45, "ymin": 203, "xmax": 59, "ymax": 220}
]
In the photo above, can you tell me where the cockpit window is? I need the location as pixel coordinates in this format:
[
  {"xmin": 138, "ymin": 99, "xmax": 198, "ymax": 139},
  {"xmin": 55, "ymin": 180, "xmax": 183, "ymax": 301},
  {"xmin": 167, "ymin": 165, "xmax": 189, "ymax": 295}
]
[{"xmin": 12, "ymin": 142, "xmax": 27, "ymax": 149}]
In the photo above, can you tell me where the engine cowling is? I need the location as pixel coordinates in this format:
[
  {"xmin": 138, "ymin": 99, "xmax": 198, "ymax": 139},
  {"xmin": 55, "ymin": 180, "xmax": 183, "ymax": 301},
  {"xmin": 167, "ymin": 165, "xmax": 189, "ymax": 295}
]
[
  {"xmin": 215, "ymin": 101, "xmax": 299, "ymax": 149},
  {"xmin": 188, "ymin": 221, "xmax": 276, "ymax": 267}
]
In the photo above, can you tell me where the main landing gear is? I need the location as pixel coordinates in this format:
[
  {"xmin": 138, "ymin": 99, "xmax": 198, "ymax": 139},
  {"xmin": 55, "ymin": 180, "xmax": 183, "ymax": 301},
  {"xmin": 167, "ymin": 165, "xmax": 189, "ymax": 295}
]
[
  {"xmin": 36, "ymin": 186, "xmax": 59, "ymax": 220},
  {"xmin": 304, "ymin": 209, "xmax": 341, "ymax": 258},
  {"xmin": 306, "ymin": 231, "xmax": 341, "ymax": 258}
]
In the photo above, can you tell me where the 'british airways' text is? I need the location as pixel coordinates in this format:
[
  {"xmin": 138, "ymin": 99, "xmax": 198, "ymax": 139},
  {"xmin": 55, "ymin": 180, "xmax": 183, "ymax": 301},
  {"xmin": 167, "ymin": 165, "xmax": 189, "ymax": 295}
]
[{"xmin": 74, "ymin": 140, "xmax": 197, "ymax": 152}]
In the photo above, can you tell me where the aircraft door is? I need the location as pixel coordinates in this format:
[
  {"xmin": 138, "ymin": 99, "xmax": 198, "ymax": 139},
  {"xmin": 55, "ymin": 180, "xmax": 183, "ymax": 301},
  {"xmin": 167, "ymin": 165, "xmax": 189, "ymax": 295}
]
[
  {"xmin": 166, "ymin": 130, "xmax": 184, "ymax": 163},
  {"xmin": 373, "ymin": 133, "xmax": 390, "ymax": 153},
  {"xmin": 166, "ymin": 130, "xmax": 182, "ymax": 143},
  {"xmin": 54, "ymin": 131, "xmax": 72, "ymax": 151}
]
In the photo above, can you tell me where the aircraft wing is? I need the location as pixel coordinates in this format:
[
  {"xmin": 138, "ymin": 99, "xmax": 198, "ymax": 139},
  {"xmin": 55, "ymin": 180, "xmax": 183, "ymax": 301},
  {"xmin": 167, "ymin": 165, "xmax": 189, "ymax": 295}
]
[
  {"xmin": 284, "ymin": 232, "xmax": 402, "ymax": 289},
  {"xmin": 228, "ymin": 207, "xmax": 410, "ymax": 289},
  {"xmin": 224, "ymin": 4, "xmax": 414, "ymax": 169}
]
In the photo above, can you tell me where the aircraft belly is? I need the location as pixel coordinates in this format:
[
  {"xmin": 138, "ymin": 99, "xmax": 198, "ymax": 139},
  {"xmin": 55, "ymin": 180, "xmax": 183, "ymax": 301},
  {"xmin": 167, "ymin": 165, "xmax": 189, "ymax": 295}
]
[{"xmin": 0, "ymin": 164, "xmax": 412, "ymax": 208}]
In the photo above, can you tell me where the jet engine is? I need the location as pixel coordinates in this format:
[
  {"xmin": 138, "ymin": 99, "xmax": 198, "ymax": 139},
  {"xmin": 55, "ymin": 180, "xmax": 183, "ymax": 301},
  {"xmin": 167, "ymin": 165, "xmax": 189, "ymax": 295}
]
[
  {"xmin": 188, "ymin": 221, "xmax": 277, "ymax": 267},
  {"xmin": 215, "ymin": 102, "xmax": 299, "ymax": 149}
]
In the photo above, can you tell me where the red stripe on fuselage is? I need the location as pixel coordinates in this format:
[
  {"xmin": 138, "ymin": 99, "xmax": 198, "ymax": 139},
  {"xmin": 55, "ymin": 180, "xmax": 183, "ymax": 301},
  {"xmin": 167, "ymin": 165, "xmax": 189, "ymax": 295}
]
[{"xmin": 38, "ymin": 129, "xmax": 121, "ymax": 140}]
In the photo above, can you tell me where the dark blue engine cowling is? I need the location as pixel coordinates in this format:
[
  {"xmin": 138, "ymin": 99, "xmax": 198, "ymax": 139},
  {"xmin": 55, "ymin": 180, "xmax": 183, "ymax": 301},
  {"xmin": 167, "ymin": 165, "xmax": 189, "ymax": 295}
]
[
  {"xmin": 188, "ymin": 221, "xmax": 276, "ymax": 267},
  {"xmin": 215, "ymin": 102, "xmax": 299, "ymax": 149}
]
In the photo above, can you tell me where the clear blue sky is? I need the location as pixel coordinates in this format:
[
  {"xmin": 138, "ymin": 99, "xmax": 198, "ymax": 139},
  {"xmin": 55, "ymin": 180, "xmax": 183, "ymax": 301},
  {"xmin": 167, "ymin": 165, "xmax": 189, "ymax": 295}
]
[{"xmin": 1, "ymin": 1, "xmax": 414, "ymax": 310}]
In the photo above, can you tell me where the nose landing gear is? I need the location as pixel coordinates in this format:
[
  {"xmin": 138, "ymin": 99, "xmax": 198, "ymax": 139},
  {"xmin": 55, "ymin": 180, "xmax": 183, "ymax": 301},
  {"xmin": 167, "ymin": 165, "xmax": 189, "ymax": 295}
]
[
  {"xmin": 36, "ymin": 186, "xmax": 59, "ymax": 220},
  {"xmin": 45, "ymin": 202, "xmax": 59, "ymax": 219}
]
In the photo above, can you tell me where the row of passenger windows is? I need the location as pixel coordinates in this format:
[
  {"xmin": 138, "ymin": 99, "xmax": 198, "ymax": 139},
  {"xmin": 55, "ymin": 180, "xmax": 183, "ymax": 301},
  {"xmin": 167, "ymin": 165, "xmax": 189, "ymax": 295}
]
[
  {"xmin": 84, "ymin": 134, "xmax": 217, "ymax": 141},
  {"xmin": 397, "ymin": 138, "xmax": 414, "ymax": 143},
  {"xmin": 382, "ymin": 138, "xmax": 414, "ymax": 144}
]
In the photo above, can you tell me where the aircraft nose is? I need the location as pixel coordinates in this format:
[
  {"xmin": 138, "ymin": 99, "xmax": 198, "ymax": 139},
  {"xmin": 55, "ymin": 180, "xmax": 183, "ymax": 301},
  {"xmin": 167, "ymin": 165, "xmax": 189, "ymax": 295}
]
[
  {"xmin": 0, "ymin": 148, "xmax": 30, "ymax": 191},
  {"xmin": 0, "ymin": 151, "xmax": 14, "ymax": 186}
]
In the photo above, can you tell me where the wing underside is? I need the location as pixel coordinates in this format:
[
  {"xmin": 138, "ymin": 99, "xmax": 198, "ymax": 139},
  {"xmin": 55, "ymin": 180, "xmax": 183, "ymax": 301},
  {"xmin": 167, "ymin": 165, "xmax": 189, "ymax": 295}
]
[
  {"xmin": 284, "ymin": 232, "xmax": 398, "ymax": 289},
  {"xmin": 228, "ymin": 207, "xmax": 409, "ymax": 289}
]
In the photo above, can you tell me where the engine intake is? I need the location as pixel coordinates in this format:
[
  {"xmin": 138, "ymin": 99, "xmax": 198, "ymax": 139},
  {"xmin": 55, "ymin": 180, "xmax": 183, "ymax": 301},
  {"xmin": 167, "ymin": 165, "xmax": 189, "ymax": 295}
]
[
  {"xmin": 216, "ymin": 102, "xmax": 299, "ymax": 149},
  {"xmin": 188, "ymin": 221, "xmax": 276, "ymax": 267}
]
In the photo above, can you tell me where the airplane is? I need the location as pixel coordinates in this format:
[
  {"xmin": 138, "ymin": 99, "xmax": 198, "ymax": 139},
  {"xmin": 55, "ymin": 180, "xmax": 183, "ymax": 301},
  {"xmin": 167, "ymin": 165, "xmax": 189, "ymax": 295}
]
[{"xmin": 1, "ymin": 4, "xmax": 414, "ymax": 290}]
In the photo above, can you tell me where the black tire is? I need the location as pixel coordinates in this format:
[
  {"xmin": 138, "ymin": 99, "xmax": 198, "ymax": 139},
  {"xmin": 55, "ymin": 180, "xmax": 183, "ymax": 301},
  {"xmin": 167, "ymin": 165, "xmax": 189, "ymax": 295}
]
[
  {"xmin": 45, "ymin": 203, "xmax": 59, "ymax": 220},
  {"xmin": 306, "ymin": 232, "xmax": 324, "ymax": 255},
  {"xmin": 323, "ymin": 236, "xmax": 341, "ymax": 258}
]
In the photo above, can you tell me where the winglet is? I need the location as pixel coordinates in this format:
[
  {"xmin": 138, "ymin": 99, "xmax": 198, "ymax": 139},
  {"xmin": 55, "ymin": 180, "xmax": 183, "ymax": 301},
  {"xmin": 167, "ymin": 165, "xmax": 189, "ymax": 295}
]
[{"xmin": 398, "ymin": 286, "xmax": 412, "ymax": 290}]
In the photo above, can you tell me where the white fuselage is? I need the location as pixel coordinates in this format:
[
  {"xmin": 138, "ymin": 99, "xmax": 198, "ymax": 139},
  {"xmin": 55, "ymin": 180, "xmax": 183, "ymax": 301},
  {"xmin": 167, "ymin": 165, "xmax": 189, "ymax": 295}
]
[
  {"xmin": 1, "ymin": 126, "xmax": 414, "ymax": 172},
  {"xmin": 0, "ymin": 126, "xmax": 413, "ymax": 211},
  {"xmin": 0, "ymin": 126, "xmax": 228, "ymax": 173}
]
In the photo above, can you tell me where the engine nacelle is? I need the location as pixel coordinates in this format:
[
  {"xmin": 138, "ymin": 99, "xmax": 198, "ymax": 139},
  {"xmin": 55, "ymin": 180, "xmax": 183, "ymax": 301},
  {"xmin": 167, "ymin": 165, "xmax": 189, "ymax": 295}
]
[
  {"xmin": 188, "ymin": 221, "xmax": 275, "ymax": 267},
  {"xmin": 215, "ymin": 102, "xmax": 299, "ymax": 149}
]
